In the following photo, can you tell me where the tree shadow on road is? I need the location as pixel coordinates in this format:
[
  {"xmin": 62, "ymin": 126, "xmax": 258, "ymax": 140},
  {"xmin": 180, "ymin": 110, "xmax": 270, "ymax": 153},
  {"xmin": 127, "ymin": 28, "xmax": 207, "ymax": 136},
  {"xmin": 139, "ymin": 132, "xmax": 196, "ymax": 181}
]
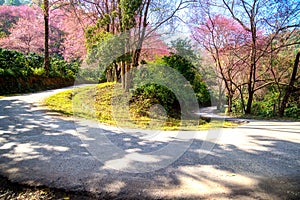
[{"xmin": 0, "ymin": 97, "xmax": 299, "ymax": 199}]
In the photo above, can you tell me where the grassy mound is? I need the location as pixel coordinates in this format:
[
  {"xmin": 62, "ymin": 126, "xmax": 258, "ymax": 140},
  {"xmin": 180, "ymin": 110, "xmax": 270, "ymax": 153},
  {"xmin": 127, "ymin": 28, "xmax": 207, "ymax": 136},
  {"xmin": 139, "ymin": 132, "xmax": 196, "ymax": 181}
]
[{"xmin": 45, "ymin": 83, "xmax": 235, "ymax": 130}]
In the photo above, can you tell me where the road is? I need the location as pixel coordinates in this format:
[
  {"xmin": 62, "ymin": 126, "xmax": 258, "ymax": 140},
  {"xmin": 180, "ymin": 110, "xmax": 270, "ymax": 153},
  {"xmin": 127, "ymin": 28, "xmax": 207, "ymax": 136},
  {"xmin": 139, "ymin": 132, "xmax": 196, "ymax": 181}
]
[{"xmin": 0, "ymin": 86, "xmax": 299, "ymax": 199}]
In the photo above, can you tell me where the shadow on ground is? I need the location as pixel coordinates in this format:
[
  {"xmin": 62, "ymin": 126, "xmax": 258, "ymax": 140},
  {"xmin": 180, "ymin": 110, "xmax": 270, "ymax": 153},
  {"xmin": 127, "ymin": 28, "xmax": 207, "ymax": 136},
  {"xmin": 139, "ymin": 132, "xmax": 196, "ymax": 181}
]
[{"xmin": 0, "ymin": 97, "xmax": 299, "ymax": 199}]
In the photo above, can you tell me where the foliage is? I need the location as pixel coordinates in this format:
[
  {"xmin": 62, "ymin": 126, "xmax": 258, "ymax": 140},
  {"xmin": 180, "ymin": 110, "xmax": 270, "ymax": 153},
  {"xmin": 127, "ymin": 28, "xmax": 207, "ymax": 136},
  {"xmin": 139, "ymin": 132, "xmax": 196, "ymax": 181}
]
[
  {"xmin": 120, "ymin": 0, "xmax": 143, "ymax": 30},
  {"xmin": 0, "ymin": 14, "xmax": 44, "ymax": 54},
  {"xmin": 170, "ymin": 38, "xmax": 198, "ymax": 62},
  {"xmin": 162, "ymin": 54, "xmax": 211, "ymax": 106},
  {"xmin": 77, "ymin": 68, "xmax": 105, "ymax": 83},
  {"xmin": 232, "ymin": 89, "xmax": 300, "ymax": 119},
  {"xmin": 0, "ymin": 48, "xmax": 80, "ymax": 78},
  {"xmin": 130, "ymin": 54, "xmax": 211, "ymax": 120},
  {"xmin": 0, "ymin": 5, "xmax": 87, "ymax": 61},
  {"xmin": 0, "ymin": 48, "xmax": 84, "ymax": 94},
  {"xmin": 191, "ymin": 0, "xmax": 300, "ymax": 115},
  {"xmin": 131, "ymin": 83, "xmax": 180, "ymax": 119},
  {"xmin": 80, "ymin": 0, "xmax": 186, "ymax": 90},
  {"xmin": 86, "ymin": 30, "xmax": 124, "ymax": 69}
]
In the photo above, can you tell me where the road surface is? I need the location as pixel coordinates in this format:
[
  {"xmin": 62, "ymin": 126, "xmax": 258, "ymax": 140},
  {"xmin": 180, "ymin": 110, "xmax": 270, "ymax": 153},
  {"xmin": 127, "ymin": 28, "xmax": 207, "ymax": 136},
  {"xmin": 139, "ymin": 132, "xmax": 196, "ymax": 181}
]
[{"xmin": 0, "ymin": 86, "xmax": 299, "ymax": 199}]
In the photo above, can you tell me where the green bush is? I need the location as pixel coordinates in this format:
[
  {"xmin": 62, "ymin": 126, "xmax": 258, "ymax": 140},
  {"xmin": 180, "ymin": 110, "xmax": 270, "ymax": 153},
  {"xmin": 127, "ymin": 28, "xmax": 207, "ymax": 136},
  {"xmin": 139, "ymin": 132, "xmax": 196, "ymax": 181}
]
[
  {"xmin": 0, "ymin": 48, "xmax": 82, "ymax": 94},
  {"xmin": 0, "ymin": 48, "xmax": 34, "ymax": 77},
  {"xmin": 49, "ymin": 57, "xmax": 80, "ymax": 78},
  {"xmin": 284, "ymin": 105, "xmax": 299, "ymax": 118},
  {"xmin": 232, "ymin": 89, "xmax": 299, "ymax": 119},
  {"xmin": 0, "ymin": 48, "xmax": 80, "ymax": 79},
  {"xmin": 77, "ymin": 68, "xmax": 105, "ymax": 82},
  {"xmin": 130, "ymin": 54, "xmax": 211, "ymax": 120},
  {"xmin": 162, "ymin": 54, "xmax": 211, "ymax": 106},
  {"xmin": 131, "ymin": 83, "xmax": 180, "ymax": 119},
  {"xmin": 32, "ymin": 67, "xmax": 45, "ymax": 76}
]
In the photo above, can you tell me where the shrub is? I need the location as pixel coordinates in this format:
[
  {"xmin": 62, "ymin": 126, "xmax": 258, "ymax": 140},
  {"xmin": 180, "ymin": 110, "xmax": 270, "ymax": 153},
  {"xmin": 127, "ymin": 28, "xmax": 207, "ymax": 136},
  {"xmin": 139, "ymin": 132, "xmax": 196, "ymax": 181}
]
[
  {"xmin": 131, "ymin": 83, "xmax": 180, "ymax": 119},
  {"xmin": 0, "ymin": 48, "xmax": 82, "ymax": 94},
  {"xmin": 130, "ymin": 54, "xmax": 211, "ymax": 120},
  {"xmin": 32, "ymin": 67, "xmax": 45, "ymax": 76},
  {"xmin": 162, "ymin": 54, "xmax": 211, "ymax": 106},
  {"xmin": 284, "ymin": 105, "xmax": 299, "ymax": 118},
  {"xmin": 77, "ymin": 68, "xmax": 105, "ymax": 82}
]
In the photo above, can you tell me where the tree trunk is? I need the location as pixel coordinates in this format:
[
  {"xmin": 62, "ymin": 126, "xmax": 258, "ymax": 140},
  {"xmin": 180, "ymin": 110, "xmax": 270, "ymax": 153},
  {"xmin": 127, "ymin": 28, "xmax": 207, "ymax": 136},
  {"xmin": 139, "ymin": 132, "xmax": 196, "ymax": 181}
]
[
  {"xmin": 217, "ymin": 82, "xmax": 223, "ymax": 110},
  {"xmin": 125, "ymin": 62, "xmax": 131, "ymax": 92},
  {"xmin": 245, "ymin": 90, "xmax": 254, "ymax": 114},
  {"xmin": 106, "ymin": 67, "xmax": 113, "ymax": 82},
  {"xmin": 43, "ymin": 0, "xmax": 50, "ymax": 74},
  {"xmin": 239, "ymin": 87, "xmax": 246, "ymax": 113},
  {"xmin": 245, "ymin": 14, "xmax": 257, "ymax": 115},
  {"xmin": 227, "ymin": 93, "xmax": 233, "ymax": 113},
  {"xmin": 278, "ymin": 50, "xmax": 300, "ymax": 117},
  {"xmin": 113, "ymin": 62, "xmax": 118, "ymax": 82},
  {"xmin": 121, "ymin": 61, "xmax": 125, "ymax": 89}
]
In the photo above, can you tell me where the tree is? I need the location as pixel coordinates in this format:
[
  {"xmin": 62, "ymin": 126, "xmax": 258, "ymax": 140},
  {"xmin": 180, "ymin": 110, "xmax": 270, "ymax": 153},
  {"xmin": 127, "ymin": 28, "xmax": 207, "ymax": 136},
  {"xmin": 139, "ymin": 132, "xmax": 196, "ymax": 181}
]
[
  {"xmin": 0, "ymin": 5, "xmax": 86, "ymax": 60},
  {"xmin": 221, "ymin": 0, "xmax": 300, "ymax": 114},
  {"xmin": 0, "ymin": 5, "xmax": 34, "ymax": 36},
  {"xmin": 278, "ymin": 50, "xmax": 300, "ymax": 117},
  {"xmin": 77, "ymin": 0, "xmax": 190, "ymax": 91},
  {"xmin": 54, "ymin": 8, "xmax": 88, "ymax": 61},
  {"xmin": 190, "ymin": 0, "xmax": 300, "ymax": 114},
  {"xmin": 139, "ymin": 30, "xmax": 169, "ymax": 62},
  {"xmin": 43, "ymin": 0, "xmax": 50, "ymax": 72},
  {"xmin": 0, "ymin": 6, "xmax": 44, "ymax": 54},
  {"xmin": 192, "ymin": 14, "xmax": 250, "ymax": 112},
  {"xmin": 170, "ymin": 38, "xmax": 197, "ymax": 62}
]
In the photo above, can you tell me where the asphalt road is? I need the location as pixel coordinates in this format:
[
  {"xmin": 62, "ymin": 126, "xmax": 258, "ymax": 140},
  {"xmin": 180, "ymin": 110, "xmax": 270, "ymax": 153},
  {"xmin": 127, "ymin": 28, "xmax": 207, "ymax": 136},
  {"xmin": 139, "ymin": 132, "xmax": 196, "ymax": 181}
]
[{"xmin": 0, "ymin": 86, "xmax": 299, "ymax": 199}]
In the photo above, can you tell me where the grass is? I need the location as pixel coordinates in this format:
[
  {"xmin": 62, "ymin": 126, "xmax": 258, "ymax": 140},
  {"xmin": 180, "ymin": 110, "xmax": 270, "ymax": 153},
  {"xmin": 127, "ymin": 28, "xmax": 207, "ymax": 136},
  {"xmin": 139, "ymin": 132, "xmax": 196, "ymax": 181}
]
[{"xmin": 45, "ymin": 83, "xmax": 240, "ymax": 130}]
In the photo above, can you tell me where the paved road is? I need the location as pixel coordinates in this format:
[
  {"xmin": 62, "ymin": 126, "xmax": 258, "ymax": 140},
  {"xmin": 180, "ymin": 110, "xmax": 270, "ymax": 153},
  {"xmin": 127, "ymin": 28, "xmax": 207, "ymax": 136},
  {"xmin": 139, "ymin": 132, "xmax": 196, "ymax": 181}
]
[
  {"xmin": 0, "ymin": 86, "xmax": 299, "ymax": 199},
  {"xmin": 197, "ymin": 106, "xmax": 250, "ymax": 123}
]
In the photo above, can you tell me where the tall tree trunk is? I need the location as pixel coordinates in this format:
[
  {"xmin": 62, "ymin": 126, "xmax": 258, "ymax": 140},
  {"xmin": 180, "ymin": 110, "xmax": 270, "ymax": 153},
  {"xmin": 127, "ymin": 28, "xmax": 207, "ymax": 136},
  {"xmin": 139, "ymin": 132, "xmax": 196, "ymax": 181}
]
[
  {"xmin": 245, "ymin": 8, "xmax": 257, "ymax": 115},
  {"xmin": 132, "ymin": 0, "xmax": 150, "ymax": 67},
  {"xmin": 246, "ymin": 36, "xmax": 257, "ymax": 114},
  {"xmin": 125, "ymin": 62, "xmax": 131, "ymax": 92},
  {"xmin": 113, "ymin": 62, "xmax": 119, "ymax": 82},
  {"xmin": 227, "ymin": 93, "xmax": 233, "ymax": 113},
  {"xmin": 121, "ymin": 61, "xmax": 125, "ymax": 89},
  {"xmin": 278, "ymin": 50, "xmax": 300, "ymax": 117},
  {"xmin": 245, "ymin": 90, "xmax": 254, "ymax": 114},
  {"xmin": 106, "ymin": 67, "xmax": 113, "ymax": 82},
  {"xmin": 43, "ymin": 0, "xmax": 50, "ymax": 74},
  {"xmin": 217, "ymin": 82, "xmax": 223, "ymax": 110},
  {"xmin": 239, "ymin": 87, "xmax": 246, "ymax": 113}
]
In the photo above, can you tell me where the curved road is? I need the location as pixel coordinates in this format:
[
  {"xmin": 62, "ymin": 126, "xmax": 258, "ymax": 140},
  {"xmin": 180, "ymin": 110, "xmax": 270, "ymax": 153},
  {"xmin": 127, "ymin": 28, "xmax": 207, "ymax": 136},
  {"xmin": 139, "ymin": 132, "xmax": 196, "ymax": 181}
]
[{"xmin": 0, "ymin": 86, "xmax": 299, "ymax": 199}]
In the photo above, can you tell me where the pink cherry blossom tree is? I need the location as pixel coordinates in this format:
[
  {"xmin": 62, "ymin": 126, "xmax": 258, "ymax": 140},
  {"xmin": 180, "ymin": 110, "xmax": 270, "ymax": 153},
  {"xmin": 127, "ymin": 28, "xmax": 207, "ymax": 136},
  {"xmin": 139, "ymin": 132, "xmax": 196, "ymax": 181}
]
[
  {"xmin": 0, "ymin": 6, "xmax": 44, "ymax": 54},
  {"xmin": 0, "ymin": 5, "xmax": 88, "ymax": 60},
  {"xmin": 192, "ymin": 15, "xmax": 251, "ymax": 112}
]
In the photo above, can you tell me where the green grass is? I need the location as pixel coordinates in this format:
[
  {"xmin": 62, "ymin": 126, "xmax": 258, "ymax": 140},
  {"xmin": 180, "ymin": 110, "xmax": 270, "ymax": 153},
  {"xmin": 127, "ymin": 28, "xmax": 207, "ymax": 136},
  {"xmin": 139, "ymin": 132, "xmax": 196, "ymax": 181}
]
[{"xmin": 45, "ymin": 83, "xmax": 239, "ymax": 130}]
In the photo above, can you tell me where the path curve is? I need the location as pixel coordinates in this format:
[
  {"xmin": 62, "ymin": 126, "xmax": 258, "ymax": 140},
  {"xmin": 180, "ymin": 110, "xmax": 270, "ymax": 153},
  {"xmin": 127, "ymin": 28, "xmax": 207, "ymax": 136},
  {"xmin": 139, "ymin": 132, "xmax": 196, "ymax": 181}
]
[{"xmin": 0, "ymin": 86, "xmax": 300, "ymax": 199}]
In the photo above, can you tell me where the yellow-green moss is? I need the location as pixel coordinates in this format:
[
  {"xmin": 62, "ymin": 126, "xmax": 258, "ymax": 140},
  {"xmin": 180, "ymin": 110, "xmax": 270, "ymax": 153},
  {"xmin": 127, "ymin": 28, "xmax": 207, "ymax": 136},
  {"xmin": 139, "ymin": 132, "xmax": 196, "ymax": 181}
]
[{"xmin": 44, "ymin": 83, "xmax": 239, "ymax": 130}]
